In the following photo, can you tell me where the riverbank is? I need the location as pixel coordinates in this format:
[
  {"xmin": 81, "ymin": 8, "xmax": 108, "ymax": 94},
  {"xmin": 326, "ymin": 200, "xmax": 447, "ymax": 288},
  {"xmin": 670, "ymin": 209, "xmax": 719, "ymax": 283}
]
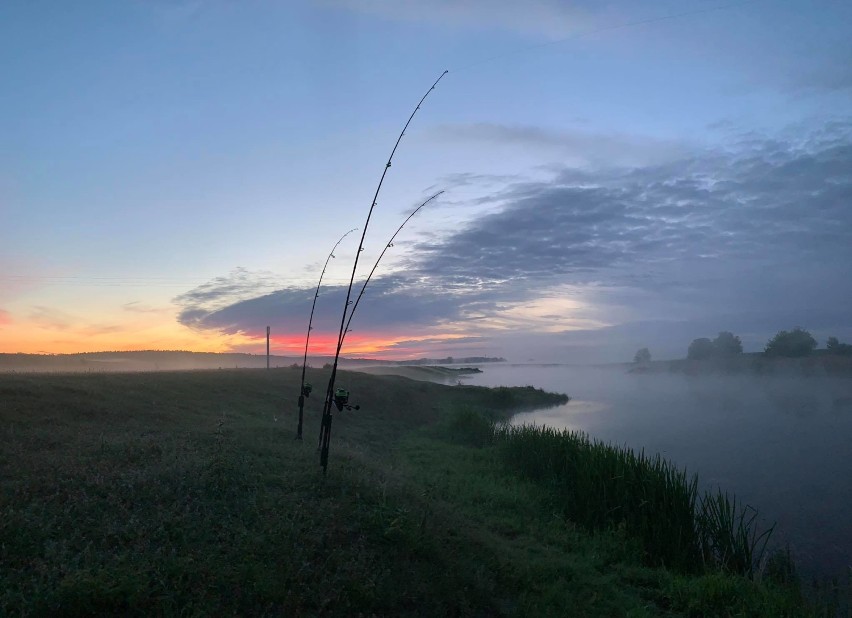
[
  {"xmin": 0, "ymin": 368, "xmax": 825, "ymax": 615},
  {"xmin": 351, "ymin": 363, "xmax": 482, "ymax": 383}
]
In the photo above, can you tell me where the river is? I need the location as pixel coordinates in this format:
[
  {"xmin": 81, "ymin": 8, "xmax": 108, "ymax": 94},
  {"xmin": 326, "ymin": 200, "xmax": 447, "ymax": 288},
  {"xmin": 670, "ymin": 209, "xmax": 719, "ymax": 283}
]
[{"xmin": 459, "ymin": 363, "xmax": 852, "ymax": 580}]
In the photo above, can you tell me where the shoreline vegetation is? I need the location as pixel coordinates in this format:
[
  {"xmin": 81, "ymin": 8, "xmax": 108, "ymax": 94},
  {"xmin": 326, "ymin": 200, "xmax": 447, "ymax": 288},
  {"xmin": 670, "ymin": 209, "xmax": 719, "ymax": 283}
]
[
  {"xmin": 0, "ymin": 369, "xmax": 838, "ymax": 615},
  {"xmin": 630, "ymin": 354, "xmax": 852, "ymax": 377}
]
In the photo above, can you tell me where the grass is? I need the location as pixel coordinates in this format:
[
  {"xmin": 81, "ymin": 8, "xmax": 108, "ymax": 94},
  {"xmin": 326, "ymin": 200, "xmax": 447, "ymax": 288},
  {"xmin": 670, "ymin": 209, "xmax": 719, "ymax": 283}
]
[
  {"xmin": 493, "ymin": 424, "xmax": 704, "ymax": 573},
  {"xmin": 0, "ymin": 368, "xmax": 831, "ymax": 615},
  {"xmin": 698, "ymin": 491, "xmax": 774, "ymax": 578},
  {"xmin": 489, "ymin": 423, "xmax": 776, "ymax": 577}
]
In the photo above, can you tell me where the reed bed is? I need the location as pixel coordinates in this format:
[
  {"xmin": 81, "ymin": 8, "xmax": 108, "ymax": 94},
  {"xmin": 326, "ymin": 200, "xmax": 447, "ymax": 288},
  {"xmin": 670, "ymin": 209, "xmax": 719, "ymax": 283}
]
[
  {"xmin": 699, "ymin": 491, "xmax": 775, "ymax": 578},
  {"xmin": 490, "ymin": 423, "xmax": 774, "ymax": 577}
]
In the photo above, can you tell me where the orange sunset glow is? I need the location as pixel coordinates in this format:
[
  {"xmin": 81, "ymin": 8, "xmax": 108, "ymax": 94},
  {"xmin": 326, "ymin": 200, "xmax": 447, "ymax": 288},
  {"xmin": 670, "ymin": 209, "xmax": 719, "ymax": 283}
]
[
  {"xmin": 0, "ymin": 300, "xmax": 473, "ymax": 360},
  {"xmin": 0, "ymin": 315, "xmax": 256, "ymax": 355}
]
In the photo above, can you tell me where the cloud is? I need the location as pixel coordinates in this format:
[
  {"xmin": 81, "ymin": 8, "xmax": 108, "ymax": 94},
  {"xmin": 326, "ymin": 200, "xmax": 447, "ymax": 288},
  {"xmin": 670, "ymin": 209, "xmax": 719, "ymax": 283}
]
[
  {"xmin": 746, "ymin": 25, "xmax": 852, "ymax": 95},
  {"xmin": 791, "ymin": 55, "xmax": 852, "ymax": 94},
  {"xmin": 24, "ymin": 306, "xmax": 130, "ymax": 340},
  {"xmin": 432, "ymin": 123, "xmax": 690, "ymax": 168},
  {"xmin": 29, "ymin": 306, "xmax": 75, "ymax": 331},
  {"xmin": 0, "ymin": 257, "xmax": 48, "ymax": 301},
  {"xmin": 174, "ymin": 120, "xmax": 852, "ymax": 360},
  {"xmin": 327, "ymin": 1, "xmax": 852, "ymax": 97},
  {"xmin": 172, "ymin": 267, "xmax": 287, "ymax": 314},
  {"xmin": 404, "ymin": 122, "xmax": 852, "ymax": 351},
  {"xmin": 122, "ymin": 301, "xmax": 171, "ymax": 315},
  {"xmin": 512, "ymin": 304, "xmax": 852, "ymax": 363},
  {"xmin": 78, "ymin": 324, "xmax": 125, "ymax": 337},
  {"xmin": 146, "ymin": 0, "xmax": 210, "ymax": 28},
  {"xmin": 176, "ymin": 274, "xmax": 472, "ymax": 341},
  {"xmin": 412, "ymin": 121, "xmax": 852, "ymax": 287},
  {"xmin": 321, "ymin": 0, "xmax": 608, "ymax": 39},
  {"xmin": 0, "ymin": 309, "xmax": 11, "ymax": 326}
]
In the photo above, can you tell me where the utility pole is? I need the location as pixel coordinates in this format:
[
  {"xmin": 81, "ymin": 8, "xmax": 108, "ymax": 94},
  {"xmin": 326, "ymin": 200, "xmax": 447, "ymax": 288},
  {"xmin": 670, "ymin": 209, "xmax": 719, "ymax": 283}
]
[{"xmin": 266, "ymin": 326, "xmax": 270, "ymax": 369}]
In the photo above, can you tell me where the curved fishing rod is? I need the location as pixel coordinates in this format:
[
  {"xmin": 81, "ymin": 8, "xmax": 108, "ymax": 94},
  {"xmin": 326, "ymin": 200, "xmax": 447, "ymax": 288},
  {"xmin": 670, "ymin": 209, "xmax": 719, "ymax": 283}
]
[
  {"xmin": 340, "ymin": 191, "xmax": 443, "ymax": 347},
  {"xmin": 318, "ymin": 70, "xmax": 448, "ymax": 473},
  {"xmin": 316, "ymin": 191, "xmax": 443, "ymax": 451},
  {"xmin": 296, "ymin": 227, "xmax": 357, "ymax": 440},
  {"xmin": 318, "ymin": 191, "xmax": 444, "ymax": 453}
]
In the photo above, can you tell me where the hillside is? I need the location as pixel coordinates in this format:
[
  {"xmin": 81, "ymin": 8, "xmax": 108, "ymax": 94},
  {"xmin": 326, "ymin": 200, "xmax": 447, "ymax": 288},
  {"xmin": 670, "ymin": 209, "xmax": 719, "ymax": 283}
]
[
  {"xmin": 0, "ymin": 351, "xmax": 505, "ymax": 374},
  {"xmin": 0, "ymin": 368, "xmax": 819, "ymax": 615}
]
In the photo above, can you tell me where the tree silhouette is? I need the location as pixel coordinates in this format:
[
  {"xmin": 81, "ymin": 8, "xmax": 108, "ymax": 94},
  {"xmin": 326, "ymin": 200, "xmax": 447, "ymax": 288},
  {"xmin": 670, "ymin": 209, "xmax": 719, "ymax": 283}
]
[
  {"xmin": 633, "ymin": 348, "xmax": 651, "ymax": 363},
  {"xmin": 827, "ymin": 336, "xmax": 852, "ymax": 356},
  {"xmin": 713, "ymin": 331, "xmax": 743, "ymax": 356},
  {"xmin": 764, "ymin": 328, "xmax": 817, "ymax": 357},
  {"xmin": 687, "ymin": 338, "xmax": 716, "ymax": 360}
]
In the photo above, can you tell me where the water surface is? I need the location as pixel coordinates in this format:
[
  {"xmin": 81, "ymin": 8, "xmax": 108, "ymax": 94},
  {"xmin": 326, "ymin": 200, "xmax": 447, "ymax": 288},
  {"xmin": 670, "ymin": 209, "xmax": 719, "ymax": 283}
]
[{"xmin": 463, "ymin": 363, "xmax": 852, "ymax": 579}]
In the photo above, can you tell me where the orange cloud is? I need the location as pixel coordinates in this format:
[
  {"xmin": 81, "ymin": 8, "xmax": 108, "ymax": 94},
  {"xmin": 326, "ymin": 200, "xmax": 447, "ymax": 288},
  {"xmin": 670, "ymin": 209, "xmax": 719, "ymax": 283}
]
[
  {"xmin": 235, "ymin": 328, "xmax": 474, "ymax": 360},
  {"xmin": 299, "ymin": 331, "xmax": 473, "ymax": 359},
  {"xmin": 0, "ymin": 300, "xmax": 473, "ymax": 360},
  {"xmin": 0, "ymin": 305, "xmax": 259, "ymax": 355}
]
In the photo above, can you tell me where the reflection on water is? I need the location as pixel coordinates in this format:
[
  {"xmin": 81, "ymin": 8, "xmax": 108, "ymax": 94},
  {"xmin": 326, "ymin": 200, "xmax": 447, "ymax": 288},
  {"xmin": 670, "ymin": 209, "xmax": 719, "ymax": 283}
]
[
  {"xmin": 464, "ymin": 363, "xmax": 852, "ymax": 580},
  {"xmin": 510, "ymin": 399, "xmax": 609, "ymax": 433}
]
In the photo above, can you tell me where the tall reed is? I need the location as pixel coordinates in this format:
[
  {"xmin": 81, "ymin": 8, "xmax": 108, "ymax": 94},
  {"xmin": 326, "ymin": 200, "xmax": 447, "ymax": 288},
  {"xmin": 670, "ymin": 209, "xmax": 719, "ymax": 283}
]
[
  {"xmin": 698, "ymin": 491, "xmax": 775, "ymax": 578},
  {"xmin": 490, "ymin": 422, "xmax": 774, "ymax": 576}
]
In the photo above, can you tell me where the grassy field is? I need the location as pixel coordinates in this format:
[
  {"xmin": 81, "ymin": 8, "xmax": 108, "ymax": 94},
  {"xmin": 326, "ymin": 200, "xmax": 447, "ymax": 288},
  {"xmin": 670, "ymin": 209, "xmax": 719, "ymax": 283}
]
[{"xmin": 0, "ymin": 368, "xmax": 828, "ymax": 616}]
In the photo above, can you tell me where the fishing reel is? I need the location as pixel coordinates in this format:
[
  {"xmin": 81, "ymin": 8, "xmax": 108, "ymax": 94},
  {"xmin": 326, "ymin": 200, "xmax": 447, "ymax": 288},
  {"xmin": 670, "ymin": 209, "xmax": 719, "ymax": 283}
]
[
  {"xmin": 298, "ymin": 382, "xmax": 313, "ymax": 408},
  {"xmin": 333, "ymin": 388, "xmax": 360, "ymax": 412}
]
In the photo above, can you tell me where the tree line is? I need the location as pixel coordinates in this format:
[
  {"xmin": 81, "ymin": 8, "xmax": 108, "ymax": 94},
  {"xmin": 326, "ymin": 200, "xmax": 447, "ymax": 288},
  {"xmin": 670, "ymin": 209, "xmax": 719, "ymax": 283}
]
[
  {"xmin": 687, "ymin": 328, "xmax": 852, "ymax": 359},
  {"xmin": 632, "ymin": 328, "xmax": 852, "ymax": 363}
]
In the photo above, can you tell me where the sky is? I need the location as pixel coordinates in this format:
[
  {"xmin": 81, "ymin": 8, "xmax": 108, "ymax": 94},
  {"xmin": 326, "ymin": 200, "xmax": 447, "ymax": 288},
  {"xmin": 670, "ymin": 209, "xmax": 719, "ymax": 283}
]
[{"xmin": 1, "ymin": 0, "xmax": 851, "ymax": 362}]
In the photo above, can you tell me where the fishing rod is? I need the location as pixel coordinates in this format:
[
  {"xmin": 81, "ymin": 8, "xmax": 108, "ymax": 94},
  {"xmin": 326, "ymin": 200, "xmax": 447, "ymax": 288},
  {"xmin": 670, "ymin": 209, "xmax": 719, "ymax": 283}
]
[
  {"xmin": 317, "ymin": 70, "xmax": 448, "ymax": 474},
  {"xmin": 341, "ymin": 191, "xmax": 443, "ymax": 347},
  {"xmin": 317, "ymin": 190, "xmax": 443, "ymax": 454},
  {"xmin": 295, "ymin": 227, "xmax": 358, "ymax": 440}
]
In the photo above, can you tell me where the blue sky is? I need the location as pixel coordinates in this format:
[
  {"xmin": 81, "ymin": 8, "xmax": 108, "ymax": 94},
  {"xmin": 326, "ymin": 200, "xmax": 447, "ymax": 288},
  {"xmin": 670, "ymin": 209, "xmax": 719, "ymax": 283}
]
[{"xmin": 2, "ymin": 0, "xmax": 850, "ymax": 360}]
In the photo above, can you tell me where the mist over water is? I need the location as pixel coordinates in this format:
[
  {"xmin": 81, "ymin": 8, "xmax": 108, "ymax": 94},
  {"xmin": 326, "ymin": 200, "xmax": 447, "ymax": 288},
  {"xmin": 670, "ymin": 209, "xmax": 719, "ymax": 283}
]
[{"xmin": 463, "ymin": 364, "xmax": 852, "ymax": 580}]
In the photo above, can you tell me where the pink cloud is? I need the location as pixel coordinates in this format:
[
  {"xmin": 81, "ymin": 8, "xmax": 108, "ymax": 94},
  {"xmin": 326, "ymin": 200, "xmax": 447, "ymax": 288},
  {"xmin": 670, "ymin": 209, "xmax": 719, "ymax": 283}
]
[
  {"xmin": 0, "ymin": 255, "xmax": 52, "ymax": 300},
  {"xmin": 0, "ymin": 309, "xmax": 12, "ymax": 326}
]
